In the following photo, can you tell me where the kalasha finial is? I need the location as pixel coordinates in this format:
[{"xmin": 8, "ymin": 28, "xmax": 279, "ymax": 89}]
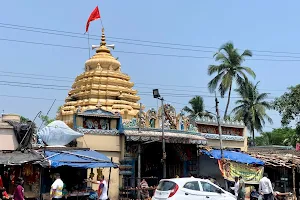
[{"xmin": 101, "ymin": 28, "xmax": 106, "ymax": 46}]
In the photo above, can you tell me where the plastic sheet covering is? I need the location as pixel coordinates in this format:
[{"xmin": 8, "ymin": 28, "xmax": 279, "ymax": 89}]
[
  {"xmin": 200, "ymin": 149, "xmax": 264, "ymax": 165},
  {"xmin": 44, "ymin": 150, "xmax": 118, "ymax": 168},
  {"xmin": 0, "ymin": 150, "xmax": 43, "ymax": 165},
  {"xmin": 37, "ymin": 120, "xmax": 83, "ymax": 146}
]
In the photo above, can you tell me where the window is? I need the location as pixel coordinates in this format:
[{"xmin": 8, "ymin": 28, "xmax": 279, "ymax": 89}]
[
  {"xmin": 183, "ymin": 181, "xmax": 200, "ymax": 191},
  {"xmin": 157, "ymin": 181, "xmax": 177, "ymax": 191},
  {"xmin": 201, "ymin": 182, "xmax": 218, "ymax": 193}
]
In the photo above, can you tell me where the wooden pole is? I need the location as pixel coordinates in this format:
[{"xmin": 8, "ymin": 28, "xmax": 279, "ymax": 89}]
[
  {"xmin": 293, "ymin": 152, "xmax": 296, "ymax": 200},
  {"xmin": 107, "ymin": 157, "xmax": 113, "ymax": 196},
  {"xmin": 137, "ymin": 103, "xmax": 142, "ymax": 199}
]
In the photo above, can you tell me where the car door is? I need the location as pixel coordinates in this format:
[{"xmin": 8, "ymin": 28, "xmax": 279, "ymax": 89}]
[
  {"xmin": 180, "ymin": 181, "xmax": 202, "ymax": 200},
  {"xmin": 199, "ymin": 181, "xmax": 225, "ymax": 200}
]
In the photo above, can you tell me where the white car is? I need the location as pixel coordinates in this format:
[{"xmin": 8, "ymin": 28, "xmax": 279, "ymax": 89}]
[{"xmin": 152, "ymin": 177, "xmax": 236, "ymax": 200}]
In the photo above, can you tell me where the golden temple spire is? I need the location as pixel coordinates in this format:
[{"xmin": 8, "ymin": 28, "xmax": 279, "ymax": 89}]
[
  {"xmin": 101, "ymin": 28, "xmax": 106, "ymax": 46},
  {"xmin": 60, "ymin": 25, "xmax": 141, "ymax": 122},
  {"xmin": 96, "ymin": 28, "xmax": 110, "ymax": 54}
]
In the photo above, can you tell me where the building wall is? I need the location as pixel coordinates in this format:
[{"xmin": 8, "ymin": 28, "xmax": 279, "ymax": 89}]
[
  {"xmin": 197, "ymin": 123, "xmax": 248, "ymax": 151},
  {"xmin": 77, "ymin": 134, "xmax": 124, "ymax": 200},
  {"xmin": 207, "ymin": 139, "xmax": 246, "ymax": 151},
  {"xmin": 0, "ymin": 127, "xmax": 18, "ymax": 150}
]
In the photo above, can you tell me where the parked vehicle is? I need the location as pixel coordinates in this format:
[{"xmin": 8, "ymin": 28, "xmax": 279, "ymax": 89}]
[{"xmin": 152, "ymin": 177, "xmax": 236, "ymax": 200}]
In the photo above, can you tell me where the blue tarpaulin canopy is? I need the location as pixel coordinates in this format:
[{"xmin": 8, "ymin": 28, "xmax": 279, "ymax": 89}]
[
  {"xmin": 200, "ymin": 149, "xmax": 264, "ymax": 165},
  {"xmin": 44, "ymin": 150, "xmax": 118, "ymax": 168}
]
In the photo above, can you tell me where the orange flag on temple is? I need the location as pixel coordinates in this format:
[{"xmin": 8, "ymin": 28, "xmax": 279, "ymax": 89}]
[{"xmin": 85, "ymin": 6, "xmax": 101, "ymax": 33}]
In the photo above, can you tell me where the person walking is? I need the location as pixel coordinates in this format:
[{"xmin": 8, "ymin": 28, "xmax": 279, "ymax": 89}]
[
  {"xmin": 13, "ymin": 177, "xmax": 24, "ymax": 200},
  {"xmin": 238, "ymin": 176, "xmax": 245, "ymax": 200},
  {"xmin": 50, "ymin": 173, "xmax": 64, "ymax": 200},
  {"xmin": 259, "ymin": 173, "xmax": 274, "ymax": 200},
  {"xmin": 234, "ymin": 177, "xmax": 240, "ymax": 198}
]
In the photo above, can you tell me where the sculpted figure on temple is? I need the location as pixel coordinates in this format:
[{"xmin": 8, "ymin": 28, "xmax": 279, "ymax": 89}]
[
  {"xmin": 138, "ymin": 111, "xmax": 146, "ymax": 128},
  {"xmin": 146, "ymin": 108, "xmax": 157, "ymax": 128}
]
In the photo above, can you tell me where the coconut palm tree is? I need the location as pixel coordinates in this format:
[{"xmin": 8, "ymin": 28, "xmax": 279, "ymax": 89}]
[
  {"xmin": 183, "ymin": 96, "xmax": 213, "ymax": 121},
  {"xmin": 208, "ymin": 42, "xmax": 256, "ymax": 119},
  {"xmin": 232, "ymin": 81, "xmax": 273, "ymax": 146}
]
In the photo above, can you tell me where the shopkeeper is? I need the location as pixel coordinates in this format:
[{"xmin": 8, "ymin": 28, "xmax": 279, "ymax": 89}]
[{"xmin": 86, "ymin": 176, "xmax": 108, "ymax": 200}]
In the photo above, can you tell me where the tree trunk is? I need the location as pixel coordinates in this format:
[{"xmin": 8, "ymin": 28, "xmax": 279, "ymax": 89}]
[
  {"xmin": 223, "ymin": 83, "xmax": 232, "ymax": 119},
  {"xmin": 252, "ymin": 128, "xmax": 255, "ymax": 146}
]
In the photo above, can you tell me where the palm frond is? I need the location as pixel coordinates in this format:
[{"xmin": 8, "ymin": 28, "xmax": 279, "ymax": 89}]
[
  {"xmin": 240, "ymin": 66, "xmax": 256, "ymax": 79},
  {"xmin": 208, "ymin": 72, "xmax": 225, "ymax": 93},
  {"xmin": 241, "ymin": 49, "xmax": 253, "ymax": 58},
  {"xmin": 182, "ymin": 106, "xmax": 193, "ymax": 115}
]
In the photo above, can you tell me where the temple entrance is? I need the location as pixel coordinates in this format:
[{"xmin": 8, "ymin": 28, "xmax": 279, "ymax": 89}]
[{"xmin": 141, "ymin": 142, "xmax": 193, "ymax": 180}]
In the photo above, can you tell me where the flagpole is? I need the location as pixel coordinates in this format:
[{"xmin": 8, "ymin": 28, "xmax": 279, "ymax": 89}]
[
  {"xmin": 100, "ymin": 19, "xmax": 104, "ymax": 29},
  {"xmin": 87, "ymin": 31, "xmax": 91, "ymax": 58},
  {"xmin": 98, "ymin": 5, "xmax": 104, "ymax": 29}
]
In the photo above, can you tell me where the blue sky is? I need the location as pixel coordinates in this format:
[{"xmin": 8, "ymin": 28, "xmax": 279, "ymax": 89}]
[{"xmin": 0, "ymin": 1, "xmax": 299, "ymax": 133}]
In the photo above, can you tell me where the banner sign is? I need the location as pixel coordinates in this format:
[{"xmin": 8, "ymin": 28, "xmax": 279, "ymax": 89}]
[{"xmin": 218, "ymin": 160, "xmax": 264, "ymax": 183}]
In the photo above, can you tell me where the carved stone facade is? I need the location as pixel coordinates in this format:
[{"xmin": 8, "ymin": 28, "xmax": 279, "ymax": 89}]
[{"xmin": 123, "ymin": 110, "xmax": 247, "ymax": 150}]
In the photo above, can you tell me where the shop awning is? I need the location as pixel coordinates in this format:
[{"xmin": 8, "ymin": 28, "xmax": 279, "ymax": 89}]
[
  {"xmin": 200, "ymin": 149, "xmax": 264, "ymax": 165},
  {"xmin": 44, "ymin": 150, "xmax": 118, "ymax": 168},
  {"xmin": 0, "ymin": 150, "xmax": 43, "ymax": 165}
]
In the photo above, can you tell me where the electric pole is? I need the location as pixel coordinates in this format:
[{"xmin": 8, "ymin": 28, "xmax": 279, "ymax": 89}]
[
  {"xmin": 215, "ymin": 93, "xmax": 224, "ymax": 159},
  {"xmin": 161, "ymin": 98, "xmax": 167, "ymax": 178},
  {"xmin": 137, "ymin": 103, "xmax": 142, "ymax": 199}
]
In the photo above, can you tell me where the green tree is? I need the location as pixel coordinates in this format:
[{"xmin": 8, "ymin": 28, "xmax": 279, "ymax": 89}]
[
  {"xmin": 254, "ymin": 128, "xmax": 297, "ymax": 147},
  {"xmin": 274, "ymin": 84, "xmax": 300, "ymax": 126},
  {"xmin": 208, "ymin": 42, "xmax": 256, "ymax": 118},
  {"xmin": 40, "ymin": 115, "xmax": 55, "ymax": 125},
  {"xmin": 183, "ymin": 96, "xmax": 213, "ymax": 119},
  {"xmin": 20, "ymin": 116, "xmax": 30, "ymax": 123},
  {"xmin": 232, "ymin": 81, "xmax": 273, "ymax": 145}
]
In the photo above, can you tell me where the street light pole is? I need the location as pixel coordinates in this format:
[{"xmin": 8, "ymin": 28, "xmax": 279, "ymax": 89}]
[
  {"xmin": 160, "ymin": 97, "xmax": 166, "ymax": 178},
  {"xmin": 215, "ymin": 93, "xmax": 224, "ymax": 159},
  {"xmin": 153, "ymin": 89, "xmax": 166, "ymax": 179}
]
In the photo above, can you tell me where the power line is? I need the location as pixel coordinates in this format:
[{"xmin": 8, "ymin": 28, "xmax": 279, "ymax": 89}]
[
  {"xmin": 2, "ymin": 22, "xmax": 300, "ymax": 56},
  {"xmin": 0, "ymin": 70, "xmax": 288, "ymax": 93},
  {"xmin": 4, "ymin": 24, "xmax": 300, "ymax": 59},
  {"xmin": 0, "ymin": 94, "xmax": 63, "ymax": 101},
  {"xmin": 0, "ymin": 81, "xmax": 277, "ymax": 100},
  {"xmin": 3, "ymin": 36, "xmax": 300, "ymax": 62}
]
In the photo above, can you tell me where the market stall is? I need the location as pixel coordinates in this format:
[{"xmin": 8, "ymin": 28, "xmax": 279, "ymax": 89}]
[
  {"xmin": 0, "ymin": 150, "xmax": 44, "ymax": 199},
  {"xmin": 39, "ymin": 148, "xmax": 118, "ymax": 200}
]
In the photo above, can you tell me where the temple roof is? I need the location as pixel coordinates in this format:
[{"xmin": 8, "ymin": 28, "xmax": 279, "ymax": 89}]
[{"xmin": 60, "ymin": 28, "xmax": 141, "ymax": 119}]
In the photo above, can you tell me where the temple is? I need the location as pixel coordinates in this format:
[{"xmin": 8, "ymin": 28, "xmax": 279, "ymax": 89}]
[
  {"xmin": 57, "ymin": 27, "xmax": 248, "ymax": 199},
  {"xmin": 58, "ymin": 28, "xmax": 141, "ymax": 126}
]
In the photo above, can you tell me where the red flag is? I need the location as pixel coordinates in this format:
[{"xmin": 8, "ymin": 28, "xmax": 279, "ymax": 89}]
[{"xmin": 86, "ymin": 6, "xmax": 100, "ymax": 33}]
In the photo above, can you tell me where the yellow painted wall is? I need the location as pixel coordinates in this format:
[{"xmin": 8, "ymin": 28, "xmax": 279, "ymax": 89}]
[
  {"xmin": 77, "ymin": 134, "xmax": 122, "ymax": 152},
  {"xmin": 77, "ymin": 134, "xmax": 124, "ymax": 200}
]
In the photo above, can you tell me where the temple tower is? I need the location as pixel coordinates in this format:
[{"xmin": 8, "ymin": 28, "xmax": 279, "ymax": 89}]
[{"xmin": 59, "ymin": 29, "xmax": 141, "ymax": 125}]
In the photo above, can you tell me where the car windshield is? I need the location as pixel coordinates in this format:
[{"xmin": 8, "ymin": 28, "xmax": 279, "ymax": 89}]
[{"xmin": 157, "ymin": 181, "xmax": 176, "ymax": 191}]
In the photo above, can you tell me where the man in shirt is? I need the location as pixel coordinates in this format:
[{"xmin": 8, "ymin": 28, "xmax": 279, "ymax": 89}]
[
  {"xmin": 86, "ymin": 175, "xmax": 108, "ymax": 200},
  {"xmin": 259, "ymin": 173, "xmax": 274, "ymax": 200},
  {"xmin": 50, "ymin": 173, "xmax": 64, "ymax": 200},
  {"xmin": 234, "ymin": 177, "xmax": 240, "ymax": 198}
]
